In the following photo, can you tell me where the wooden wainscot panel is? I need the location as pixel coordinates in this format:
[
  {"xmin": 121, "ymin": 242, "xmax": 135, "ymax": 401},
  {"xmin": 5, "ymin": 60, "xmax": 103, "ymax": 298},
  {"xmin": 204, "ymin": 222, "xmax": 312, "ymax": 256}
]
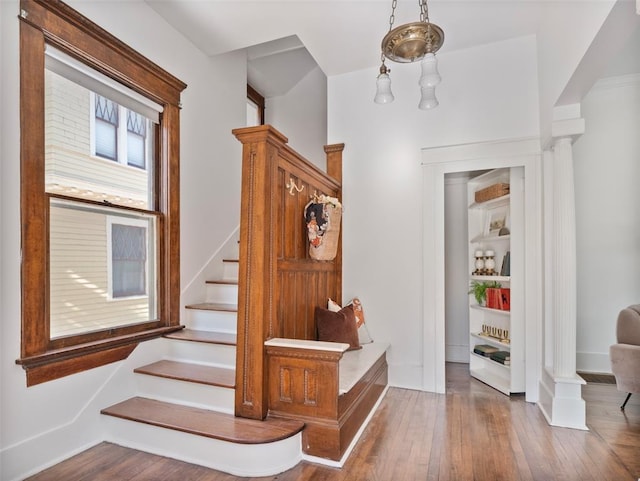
[
  {"xmin": 265, "ymin": 339, "xmax": 389, "ymax": 462},
  {"xmin": 233, "ymin": 125, "xmax": 344, "ymax": 421},
  {"xmin": 265, "ymin": 343, "xmax": 343, "ymax": 420},
  {"xmin": 336, "ymin": 354, "xmax": 388, "ymax": 458}
]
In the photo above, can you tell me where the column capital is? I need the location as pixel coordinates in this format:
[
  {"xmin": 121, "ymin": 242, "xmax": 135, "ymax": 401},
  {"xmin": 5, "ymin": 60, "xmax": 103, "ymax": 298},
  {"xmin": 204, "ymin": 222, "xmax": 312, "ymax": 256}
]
[
  {"xmin": 552, "ymin": 118, "xmax": 585, "ymax": 145},
  {"xmin": 551, "ymin": 104, "xmax": 585, "ymax": 145}
]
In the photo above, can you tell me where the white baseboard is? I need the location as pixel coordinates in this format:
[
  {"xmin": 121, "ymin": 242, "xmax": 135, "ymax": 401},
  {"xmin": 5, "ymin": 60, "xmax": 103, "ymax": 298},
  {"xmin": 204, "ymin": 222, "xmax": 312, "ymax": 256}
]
[{"xmin": 576, "ymin": 351, "xmax": 611, "ymax": 374}]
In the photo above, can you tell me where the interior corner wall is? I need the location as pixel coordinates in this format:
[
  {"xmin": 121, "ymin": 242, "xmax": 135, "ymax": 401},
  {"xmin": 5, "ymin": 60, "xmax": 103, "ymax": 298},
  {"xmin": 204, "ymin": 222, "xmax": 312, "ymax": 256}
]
[
  {"xmin": 444, "ymin": 176, "xmax": 470, "ymax": 364},
  {"xmin": 1, "ymin": 1, "xmax": 247, "ymax": 479},
  {"xmin": 327, "ymin": 35, "xmax": 539, "ymax": 390},
  {"xmin": 265, "ymin": 65, "xmax": 328, "ymax": 169},
  {"xmin": 573, "ymin": 74, "xmax": 640, "ymax": 373},
  {"xmin": 535, "ymin": 0, "xmax": 616, "ymax": 143}
]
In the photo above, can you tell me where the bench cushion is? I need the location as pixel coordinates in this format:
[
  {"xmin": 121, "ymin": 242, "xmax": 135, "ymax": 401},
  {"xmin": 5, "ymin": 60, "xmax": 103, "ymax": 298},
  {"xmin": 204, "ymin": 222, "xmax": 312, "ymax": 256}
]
[{"xmin": 339, "ymin": 342, "xmax": 389, "ymax": 394}]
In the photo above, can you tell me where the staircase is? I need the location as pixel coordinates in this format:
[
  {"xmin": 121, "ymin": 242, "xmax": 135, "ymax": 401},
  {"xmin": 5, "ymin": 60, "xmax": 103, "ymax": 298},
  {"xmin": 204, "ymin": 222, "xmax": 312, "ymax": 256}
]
[{"xmin": 101, "ymin": 257, "xmax": 304, "ymax": 477}]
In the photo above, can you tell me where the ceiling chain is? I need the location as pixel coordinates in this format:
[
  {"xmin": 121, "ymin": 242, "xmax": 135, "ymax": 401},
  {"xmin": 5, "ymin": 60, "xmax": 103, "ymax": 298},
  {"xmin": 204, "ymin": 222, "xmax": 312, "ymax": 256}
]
[
  {"xmin": 388, "ymin": 0, "xmax": 397, "ymax": 31},
  {"xmin": 419, "ymin": 0, "xmax": 430, "ymax": 23}
]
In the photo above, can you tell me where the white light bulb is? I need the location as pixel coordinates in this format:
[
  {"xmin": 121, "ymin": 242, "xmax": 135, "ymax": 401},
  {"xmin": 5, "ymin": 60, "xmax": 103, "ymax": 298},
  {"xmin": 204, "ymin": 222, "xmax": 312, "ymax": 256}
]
[
  {"xmin": 419, "ymin": 53, "xmax": 441, "ymax": 88},
  {"xmin": 374, "ymin": 71, "xmax": 394, "ymax": 104},
  {"xmin": 419, "ymin": 86, "xmax": 439, "ymax": 110}
]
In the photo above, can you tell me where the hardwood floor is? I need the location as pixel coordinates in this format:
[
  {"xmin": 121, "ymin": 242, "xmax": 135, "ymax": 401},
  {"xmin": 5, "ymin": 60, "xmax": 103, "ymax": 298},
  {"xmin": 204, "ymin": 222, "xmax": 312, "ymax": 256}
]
[{"xmin": 26, "ymin": 363, "xmax": 639, "ymax": 481}]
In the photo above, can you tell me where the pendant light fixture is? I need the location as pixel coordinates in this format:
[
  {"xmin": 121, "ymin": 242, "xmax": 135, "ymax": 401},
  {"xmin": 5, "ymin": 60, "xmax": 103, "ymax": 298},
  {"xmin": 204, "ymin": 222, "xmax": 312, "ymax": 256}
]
[{"xmin": 374, "ymin": 0, "xmax": 444, "ymax": 109}]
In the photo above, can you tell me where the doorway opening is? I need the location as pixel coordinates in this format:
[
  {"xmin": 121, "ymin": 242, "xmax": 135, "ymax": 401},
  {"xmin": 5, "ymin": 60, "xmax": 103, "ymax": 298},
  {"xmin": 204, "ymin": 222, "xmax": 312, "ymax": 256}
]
[{"xmin": 421, "ymin": 138, "xmax": 541, "ymax": 403}]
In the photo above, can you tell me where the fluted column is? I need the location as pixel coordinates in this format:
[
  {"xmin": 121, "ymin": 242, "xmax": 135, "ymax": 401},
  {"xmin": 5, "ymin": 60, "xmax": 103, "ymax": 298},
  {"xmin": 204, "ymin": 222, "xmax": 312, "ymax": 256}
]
[
  {"xmin": 538, "ymin": 106, "xmax": 587, "ymax": 430},
  {"xmin": 551, "ymin": 136, "xmax": 578, "ymax": 378}
]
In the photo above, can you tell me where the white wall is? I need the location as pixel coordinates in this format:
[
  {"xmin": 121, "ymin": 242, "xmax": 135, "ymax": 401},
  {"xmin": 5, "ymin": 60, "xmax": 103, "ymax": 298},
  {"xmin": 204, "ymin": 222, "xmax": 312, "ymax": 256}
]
[
  {"xmin": 535, "ymin": 1, "xmax": 616, "ymax": 143},
  {"xmin": 0, "ymin": 1, "xmax": 247, "ymax": 478},
  {"xmin": 328, "ymin": 35, "xmax": 540, "ymax": 389},
  {"xmin": 266, "ymin": 65, "xmax": 328, "ymax": 168},
  {"xmin": 444, "ymin": 175, "xmax": 470, "ymax": 363},
  {"xmin": 573, "ymin": 74, "xmax": 640, "ymax": 373}
]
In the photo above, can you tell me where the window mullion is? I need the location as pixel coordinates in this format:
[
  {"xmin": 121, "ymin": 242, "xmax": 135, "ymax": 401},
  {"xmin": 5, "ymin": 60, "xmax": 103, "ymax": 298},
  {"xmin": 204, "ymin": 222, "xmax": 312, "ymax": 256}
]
[{"xmin": 117, "ymin": 104, "xmax": 127, "ymax": 165}]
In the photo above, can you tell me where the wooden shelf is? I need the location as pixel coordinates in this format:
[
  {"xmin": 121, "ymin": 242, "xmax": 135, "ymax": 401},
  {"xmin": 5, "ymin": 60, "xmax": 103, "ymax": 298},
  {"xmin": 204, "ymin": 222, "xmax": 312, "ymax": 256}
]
[
  {"xmin": 469, "ymin": 368, "xmax": 511, "ymax": 395},
  {"xmin": 471, "ymin": 332, "xmax": 511, "ymax": 349},
  {"xmin": 470, "ymin": 234, "xmax": 510, "ymax": 243},
  {"xmin": 471, "ymin": 352, "xmax": 510, "ymax": 369},
  {"xmin": 469, "ymin": 194, "xmax": 510, "ymax": 210},
  {"xmin": 470, "ymin": 275, "xmax": 510, "ymax": 283},
  {"xmin": 470, "ymin": 304, "xmax": 510, "ymax": 315},
  {"xmin": 468, "ymin": 167, "xmax": 522, "ymax": 397}
]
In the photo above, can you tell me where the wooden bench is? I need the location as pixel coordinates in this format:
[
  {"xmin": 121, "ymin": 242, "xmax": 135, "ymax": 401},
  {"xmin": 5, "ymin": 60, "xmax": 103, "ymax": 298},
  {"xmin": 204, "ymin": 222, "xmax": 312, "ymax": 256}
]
[{"xmin": 265, "ymin": 339, "xmax": 389, "ymax": 461}]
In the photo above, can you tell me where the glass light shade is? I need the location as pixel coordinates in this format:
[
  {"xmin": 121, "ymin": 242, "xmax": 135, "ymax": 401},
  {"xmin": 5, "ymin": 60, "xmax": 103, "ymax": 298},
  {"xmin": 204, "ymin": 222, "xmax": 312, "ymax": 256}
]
[
  {"xmin": 374, "ymin": 72, "xmax": 394, "ymax": 104},
  {"xmin": 419, "ymin": 53, "xmax": 441, "ymax": 88},
  {"xmin": 419, "ymin": 86, "xmax": 439, "ymax": 110}
]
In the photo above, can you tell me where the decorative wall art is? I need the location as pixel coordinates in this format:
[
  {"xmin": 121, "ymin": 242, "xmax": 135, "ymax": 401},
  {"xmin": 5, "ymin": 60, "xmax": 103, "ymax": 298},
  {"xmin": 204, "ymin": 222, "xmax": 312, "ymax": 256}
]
[{"xmin": 485, "ymin": 205, "xmax": 509, "ymax": 237}]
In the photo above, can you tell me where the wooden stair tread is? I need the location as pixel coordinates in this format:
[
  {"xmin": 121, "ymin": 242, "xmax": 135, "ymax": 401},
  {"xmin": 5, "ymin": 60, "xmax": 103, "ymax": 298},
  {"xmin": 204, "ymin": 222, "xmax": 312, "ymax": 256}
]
[
  {"xmin": 101, "ymin": 397, "xmax": 305, "ymax": 444},
  {"xmin": 164, "ymin": 329, "xmax": 237, "ymax": 345},
  {"xmin": 134, "ymin": 360, "xmax": 235, "ymax": 388},
  {"xmin": 185, "ymin": 302, "xmax": 237, "ymax": 312},
  {"xmin": 205, "ymin": 279, "xmax": 238, "ymax": 285}
]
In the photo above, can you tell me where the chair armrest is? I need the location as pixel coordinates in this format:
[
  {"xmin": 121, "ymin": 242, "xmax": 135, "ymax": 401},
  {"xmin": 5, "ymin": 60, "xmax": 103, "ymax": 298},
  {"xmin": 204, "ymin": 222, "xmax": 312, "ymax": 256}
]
[
  {"xmin": 610, "ymin": 343, "xmax": 640, "ymax": 393},
  {"xmin": 610, "ymin": 343, "xmax": 640, "ymax": 364}
]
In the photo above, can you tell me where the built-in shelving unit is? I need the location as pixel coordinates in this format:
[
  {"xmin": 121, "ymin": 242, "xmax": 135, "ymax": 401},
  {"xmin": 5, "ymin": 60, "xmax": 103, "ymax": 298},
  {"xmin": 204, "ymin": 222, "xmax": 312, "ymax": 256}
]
[{"xmin": 467, "ymin": 168, "xmax": 524, "ymax": 395}]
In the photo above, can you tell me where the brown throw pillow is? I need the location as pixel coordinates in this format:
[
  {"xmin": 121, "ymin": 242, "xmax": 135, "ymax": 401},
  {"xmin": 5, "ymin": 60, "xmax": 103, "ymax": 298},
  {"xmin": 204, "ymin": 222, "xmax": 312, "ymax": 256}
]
[{"xmin": 315, "ymin": 306, "xmax": 362, "ymax": 351}]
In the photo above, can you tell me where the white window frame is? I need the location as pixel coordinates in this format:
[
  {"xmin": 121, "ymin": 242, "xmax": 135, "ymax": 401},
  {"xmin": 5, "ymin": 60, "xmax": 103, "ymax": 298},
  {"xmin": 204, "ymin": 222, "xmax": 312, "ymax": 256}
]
[
  {"xmin": 106, "ymin": 215, "xmax": 150, "ymax": 301},
  {"xmin": 90, "ymin": 93, "xmax": 153, "ymax": 170}
]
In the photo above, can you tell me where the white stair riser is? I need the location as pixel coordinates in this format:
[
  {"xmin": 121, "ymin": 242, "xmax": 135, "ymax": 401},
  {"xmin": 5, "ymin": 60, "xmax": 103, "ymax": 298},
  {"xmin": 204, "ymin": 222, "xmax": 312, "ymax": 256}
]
[
  {"xmin": 166, "ymin": 340, "xmax": 236, "ymax": 366},
  {"xmin": 103, "ymin": 417, "xmax": 302, "ymax": 477},
  {"xmin": 188, "ymin": 309, "xmax": 237, "ymax": 333},
  {"xmin": 222, "ymin": 262, "xmax": 239, "ymax": 281},
  {"xmin": 134, "ymin": 375, "xmax": 235, "ymax": 413},
  {"xmin": 205, "ymin": 283, "xmax": 238, "ymax": 304}
]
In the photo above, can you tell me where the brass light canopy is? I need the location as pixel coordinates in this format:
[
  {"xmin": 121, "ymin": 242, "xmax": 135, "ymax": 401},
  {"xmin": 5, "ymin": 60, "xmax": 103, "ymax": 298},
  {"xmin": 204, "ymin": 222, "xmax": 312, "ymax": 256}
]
[
  {"xmin": 374, "ymin": 0, "xmax": 445, "ymax": 109},
  {"xmin": 381, "ymin": 21, "xmax": 444, "ymax": 63}
]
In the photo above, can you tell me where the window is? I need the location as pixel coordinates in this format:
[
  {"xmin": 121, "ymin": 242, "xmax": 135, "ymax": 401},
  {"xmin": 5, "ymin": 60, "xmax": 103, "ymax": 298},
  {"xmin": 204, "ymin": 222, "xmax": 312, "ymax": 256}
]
[
  {"xmin": 247, "ymin": 84, "xmax": 265, "ymax": 126},
  {"xmin": 127, "ymin": 110, "xmax": 147, "ymax": 169},
  {"xmin": 109, "ymin": 218, "xmax": 149, "ymax": 299},
  {"xmin": 94, "ymin": 94, "xmax": 119, "ymax": 160},
  {"xmin": 93, "ymin": 93, "xmax": 149, "ymax": 169},
  {"xmin": 18, "ymin": 0, "xmax": 186, "ymax": 386}
]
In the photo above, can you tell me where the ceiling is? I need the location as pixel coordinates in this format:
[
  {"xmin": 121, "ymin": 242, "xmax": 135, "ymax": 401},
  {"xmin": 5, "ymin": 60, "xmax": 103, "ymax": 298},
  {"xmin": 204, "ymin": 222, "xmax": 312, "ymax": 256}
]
[{"xmin": 145, "ymin": 1, "xmax": 638, "ymax": 98}]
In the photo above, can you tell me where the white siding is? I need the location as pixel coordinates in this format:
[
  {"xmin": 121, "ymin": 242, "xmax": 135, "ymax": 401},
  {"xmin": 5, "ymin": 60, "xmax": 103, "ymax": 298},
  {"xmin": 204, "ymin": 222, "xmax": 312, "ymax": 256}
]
[
  {"xmin": 45, "ymin": 69, "xmax": 149, "ymax": 207},
  {"xmin": 49, "ymin": 205, "xmax": 151, "ymax": 338}
]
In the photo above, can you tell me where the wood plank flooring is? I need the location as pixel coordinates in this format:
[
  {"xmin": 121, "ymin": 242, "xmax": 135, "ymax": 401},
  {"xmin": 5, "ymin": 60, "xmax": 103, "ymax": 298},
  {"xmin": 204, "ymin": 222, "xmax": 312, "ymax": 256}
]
[{"xmin": 26, "ymin": 363, "xmax": 640, "ymax": 481}]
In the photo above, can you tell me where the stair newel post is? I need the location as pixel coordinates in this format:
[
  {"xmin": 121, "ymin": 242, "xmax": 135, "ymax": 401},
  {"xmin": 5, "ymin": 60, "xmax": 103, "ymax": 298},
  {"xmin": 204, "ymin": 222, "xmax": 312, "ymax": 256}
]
[
  {"xmin": 324, "ymin": 143, "xmax": 345, "ymax": 306},
  {"xmin": 233, "ymin": 125, "xmax": 287, "ymax": 420}
]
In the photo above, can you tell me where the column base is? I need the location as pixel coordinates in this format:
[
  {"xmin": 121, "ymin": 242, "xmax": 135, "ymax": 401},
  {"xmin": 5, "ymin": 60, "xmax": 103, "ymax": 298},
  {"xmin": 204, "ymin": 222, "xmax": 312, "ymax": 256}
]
[{"xmin": 538, "ymin": 367, "xmax": 588, "ymax": 430}]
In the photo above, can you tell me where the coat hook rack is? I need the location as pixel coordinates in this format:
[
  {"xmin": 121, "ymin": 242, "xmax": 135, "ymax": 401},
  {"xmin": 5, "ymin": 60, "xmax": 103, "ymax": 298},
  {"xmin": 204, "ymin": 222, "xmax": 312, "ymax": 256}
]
[{"xmin": 286, "ymin": 177, "xmax": 304, "ymax": 196}]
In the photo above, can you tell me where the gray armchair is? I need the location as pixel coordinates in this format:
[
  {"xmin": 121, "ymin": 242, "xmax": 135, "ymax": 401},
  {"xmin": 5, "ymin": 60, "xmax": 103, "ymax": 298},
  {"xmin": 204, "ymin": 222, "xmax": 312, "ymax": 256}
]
[{"xmin": 610, "ymin": 304, "xmax": 640, "ymax": 410}]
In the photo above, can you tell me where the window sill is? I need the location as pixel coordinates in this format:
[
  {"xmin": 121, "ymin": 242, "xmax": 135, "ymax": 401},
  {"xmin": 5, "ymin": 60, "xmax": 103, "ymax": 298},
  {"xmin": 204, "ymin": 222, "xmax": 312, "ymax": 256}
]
[{"xmin": 16, "ymin": 325, "xmax": 183, "ymax": 386}]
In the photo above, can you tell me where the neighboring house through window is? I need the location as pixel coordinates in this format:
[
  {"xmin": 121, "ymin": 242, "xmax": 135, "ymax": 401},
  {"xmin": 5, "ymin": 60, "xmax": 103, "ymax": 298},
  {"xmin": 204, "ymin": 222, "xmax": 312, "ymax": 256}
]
[
  {"xmin": 93, "ymin": 93, "xmax": 149, "ymax": 169},
  {"xmin": 108, "ymin": 218, "xmax": 149, "ymax": 299},
  {"xmin": 94, "ymin": 94, "xmax": 118, "ymax": 160}
]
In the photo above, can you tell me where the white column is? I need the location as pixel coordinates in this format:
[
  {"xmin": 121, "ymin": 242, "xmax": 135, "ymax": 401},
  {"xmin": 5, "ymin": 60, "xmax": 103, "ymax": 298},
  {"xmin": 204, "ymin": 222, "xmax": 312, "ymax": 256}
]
[
  {"xmin": 552, "ymin": 136, "xmax": 578, "ymax": 378},
  {"xmin": 538, "ymin": 107, "xmax": 587, "ymax": 430}
]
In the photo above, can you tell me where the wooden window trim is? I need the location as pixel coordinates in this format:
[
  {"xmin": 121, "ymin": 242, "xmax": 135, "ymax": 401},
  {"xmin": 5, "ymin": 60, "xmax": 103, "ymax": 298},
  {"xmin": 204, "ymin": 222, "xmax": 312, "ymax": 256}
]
[
  {"xmin": 247, "ymin": 84, "xmax": 265, "ymax": 125},
  {"xmin": 16, "ymin": 0, "xmax": 186, "ymax": 386}
]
